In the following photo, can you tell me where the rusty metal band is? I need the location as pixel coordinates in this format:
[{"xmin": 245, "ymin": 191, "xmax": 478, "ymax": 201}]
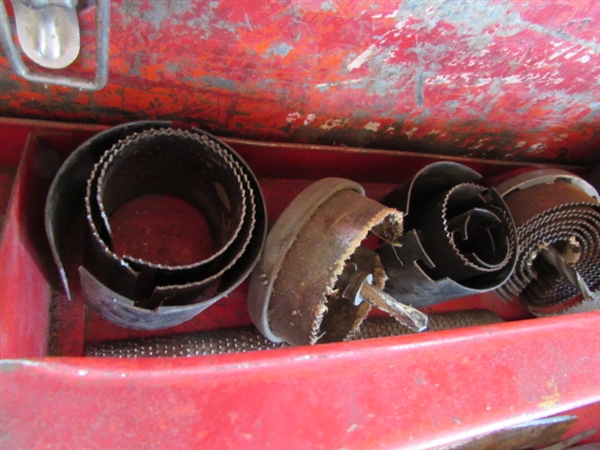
[
  {"xmin": 85, "ymin": 310, "xmax": 503, "ymax": 357},
  {"xmin": 45, "ymin": 121, "xmax": 266, "ymax": 330},
  {"xmin": 248, "ymin": 178, "xmax": 403, "ymax": 346},
  {"xmin": 495, "ymin": 170, "xmax": 600, "ymax": 315},
  {"xmin": 378, "ymin": 162, "xmax": 517, "ymax": 307}
]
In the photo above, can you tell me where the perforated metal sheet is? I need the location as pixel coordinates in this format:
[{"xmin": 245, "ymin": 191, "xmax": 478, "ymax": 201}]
[{"xmin": 86, "ymin": 310, "xmax": 502, "ymax": 357}]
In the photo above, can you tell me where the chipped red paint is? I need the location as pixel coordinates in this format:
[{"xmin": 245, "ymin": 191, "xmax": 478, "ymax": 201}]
[{"xmin": 1, "ymin": 1, "xmax": 599, "ymax": 164}]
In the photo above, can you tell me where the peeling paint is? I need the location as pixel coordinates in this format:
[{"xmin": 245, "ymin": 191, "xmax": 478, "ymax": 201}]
[
  {"xmin": 527, "ymin": 143, "xmax": 547, "ymax": 154},
  {"xmin": 164, "ymin": 62, "xmax": 181, "ymax": 75},
  {"xmin": 244, "ymin": 13, "xmax": 254, "ymax": 31},
  {"xmin": 415, "ymin": 73, "xmax": 425, "ymax": 107},
  {"xmin": 133, "ymin": 2, "xmax": 195, "ymax": 28},
  {"xmin": 200, "ymin": 76, "xmax": 237, "ymax": 91},
  {"xmin": 321, "ymin": 1, "xmax": 337, "ymax": 12},
  {"xmin": 265, "ymin": 43, "xmax": 294, "ymax": 58},
  {"xmin": 315, "ymin": 79, "xmax": 365, "ymax": 92},
  {"xmin": 549, "ymin": 44, "xmax": 579, "ymax": 60},
  {"xmin": 363, "ymin": 121, "xmax": 381, "ymax": 132},
  {"xmin": 0, "ymin": 360, "xmax": 43, "ymax": 371},
  {"xmin": 347, "ymin": 45, "xmax": 375, "ymax": 71},
  {"xmin": 0, "ymin": 0, "xmax": 598, "ymax": 164},
  {"xmin": 304, "ymin": 113, "xmax": 316, "ymax": 125},
  {"xmin": 405, "ymin": 127, "xmax": 418, "ymax": 139},
  {"xmin": 538, "ymin": 377, "xmax": 560, "ymax": 409},
  {"xmin": 286, "ymin": 112, "xmax": 301, "ymax": 123},
  {"xmin": 576, "ymin": 55, "xmax": 591, "ymax": 63},
  {"xmin": 320, "ymin": 118, "xmax": 346, "ymax": 131}
]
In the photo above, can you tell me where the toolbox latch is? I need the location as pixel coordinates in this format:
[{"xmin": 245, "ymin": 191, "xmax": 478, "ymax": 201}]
[{"xmin": 0, "ymin": 0, "xmax": 109, "ymax": 90}]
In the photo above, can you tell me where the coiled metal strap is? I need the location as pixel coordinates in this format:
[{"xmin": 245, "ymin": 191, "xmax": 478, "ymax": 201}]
[
  {"xmin": 46, "ymin": 122, "xmax": 266, "ymax": 330},
  {"xmin": 496, "ymin": 170, "xmax": 600, "ymax": 315},
  {"xmin": 86, "ymin": 310, "xmax": 502, "ymax": 358},
  {"xmin": 379, "ymin": 162, "xmax": 517, "ymax": 307}
]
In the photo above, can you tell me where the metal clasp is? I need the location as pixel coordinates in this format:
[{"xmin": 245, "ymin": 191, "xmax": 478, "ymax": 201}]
[{"xmin": 0, "ymin": 0, "xmax": 110, "ymax": 90}]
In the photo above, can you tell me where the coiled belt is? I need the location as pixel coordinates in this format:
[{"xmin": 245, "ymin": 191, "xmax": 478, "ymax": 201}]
[
  {"xmin": 46, "ymin": 122, "xmax": 266, "ymax": 330},
  {"xmin": 495, "ymin": 169, "xmax": 600, "ymax": 314},
  {"xmin": 378, "ymin": 162, "xmax": 517, "ymax": 307}
]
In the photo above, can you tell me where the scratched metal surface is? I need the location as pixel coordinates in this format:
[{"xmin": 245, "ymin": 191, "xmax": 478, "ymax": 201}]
[{"xmin": 0, "ymin": 0, "xmax": 598, "ymax": 164}]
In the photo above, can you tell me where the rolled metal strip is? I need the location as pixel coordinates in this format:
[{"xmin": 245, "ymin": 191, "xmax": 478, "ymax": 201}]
[
  {"xmin": 495, "ymin": 169, "xmax": 600, "ymax": 315},
  {"xmin": 45, "ymin": 122, "xmax": 266, "ymax": 330},
  {"xmin": 46, "ymin": 121, "xmax": 171, "ymax": 301},
  {"xmin": 84, "ymin": 129, "xmax": 252, "ymax": 305},
  {"xmin": 378, "ymin": 162, "xmax": 517, "ymax": 308},
  {"xmin": 248, "ymin": 178, "xmax": 403, "ymax": 346},
  {"xmin": 85, "ymin": 310, "xmax": 503, "ymax": 357}
]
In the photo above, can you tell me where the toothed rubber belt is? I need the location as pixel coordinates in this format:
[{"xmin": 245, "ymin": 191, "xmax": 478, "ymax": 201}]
[
  {"xmin": 247, "ymin": 178, "xmax": 403, "ymax": 346},
  {"xmin": 45, "ymin": 121, "xmax": 266, "ymax": 330},
  {"xmin": 495, "ymin": 170, "xmax": 600, "ymax": 315},
  {"xmin": 86, "ymin": 310, "xmax": 502, "ymax": 357}
]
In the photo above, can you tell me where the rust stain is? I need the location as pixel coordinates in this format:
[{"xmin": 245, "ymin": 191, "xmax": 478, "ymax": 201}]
[
  {"xmin": 0, "ymin": 0, "xmax": 598, "ymax": 164},
  {"xmin": 538, "ymin": 377, "xmax": 561, "ymax": 409}
]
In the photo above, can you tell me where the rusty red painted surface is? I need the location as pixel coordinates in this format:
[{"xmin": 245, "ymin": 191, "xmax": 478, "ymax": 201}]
[
  {"xmin": 2, "ymin": 316, "xmax": 600, "ymax": 449},
  {"xmin": 1, "ymin": 0, "xmax": 599, "ymax": 164}
]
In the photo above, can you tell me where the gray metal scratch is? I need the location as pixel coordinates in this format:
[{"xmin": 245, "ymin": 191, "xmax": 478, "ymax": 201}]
[
  {"xmin": 415, "ymin": 73, "xmax": 425, "ymax": 108},
  {"xmin": 244, "ymin": 13, "xmax": 254, "ymax": 32},
  {"xmin": 526, "ymin": 23, "xmax": 599, "ymax": 53}
]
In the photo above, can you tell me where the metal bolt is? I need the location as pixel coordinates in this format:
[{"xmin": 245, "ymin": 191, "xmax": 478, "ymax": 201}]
[{"xmin": 342, "ymin": 271, "xmax": 429, "ymax": 332}]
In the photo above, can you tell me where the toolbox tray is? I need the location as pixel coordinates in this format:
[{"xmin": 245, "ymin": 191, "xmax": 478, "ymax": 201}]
[{"xmin": 1, "ymin": 117, "xmax": 598, "ymax": 448}]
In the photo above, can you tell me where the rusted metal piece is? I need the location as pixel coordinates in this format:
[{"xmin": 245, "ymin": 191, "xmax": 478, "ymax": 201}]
[
  {"xmin": 248, "ymin": 177, "xmax": 404, "ymax": 346},
  {"xmin": 85, "ymin": 310, "xmax": 503, "ymax": 357},
  {"xmin": 46, "ymin": 123, "xmax": 266, "ymax": 329},
  {"xmin": 539, "ymin": 429, "xmax": 597, "ymax": 450},
  {"xmin": 343, "ymin": 273, "xmax": 428, "ymax": 332},
  {"xmin": 448, "ymin": 415, "xmax": 578, "ymax": 450},
  {"xmin": 496, "ymin": 169, "xmax": 600, "ymax": 315},
  {"xmin": 379, "ymin": 162, "xmax": 517, "ymax": 307}
]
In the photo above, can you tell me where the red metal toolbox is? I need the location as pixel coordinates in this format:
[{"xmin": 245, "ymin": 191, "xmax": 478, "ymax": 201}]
[{"xmin": 1, "ymin": 1, "xmax": 599, "ymax": 448}]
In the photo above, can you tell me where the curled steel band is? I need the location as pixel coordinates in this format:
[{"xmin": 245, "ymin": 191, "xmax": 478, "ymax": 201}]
[
  {"xmin": 378, "ymin": 162, "xmax": 518, "ymax": 308},
  {"xmin": 495, "ymin": 169, "xmax": 600, "ymax": 315},
  {"xmin": 46, "ymin": 122, "xmax": 266, "ymax": 330}
]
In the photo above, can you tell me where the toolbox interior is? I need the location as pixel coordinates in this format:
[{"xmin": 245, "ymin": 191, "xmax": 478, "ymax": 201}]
[
  {"xmin": 1, "ymin": 117, "xmax": 567, "ymax": 356},
  {"xmin": 1, "ymin": 1, "xmax": 599, "ymax": 446},
  {"xmin": 1, "ymin": 117, "xmax": 598, "ymax": 448}
]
